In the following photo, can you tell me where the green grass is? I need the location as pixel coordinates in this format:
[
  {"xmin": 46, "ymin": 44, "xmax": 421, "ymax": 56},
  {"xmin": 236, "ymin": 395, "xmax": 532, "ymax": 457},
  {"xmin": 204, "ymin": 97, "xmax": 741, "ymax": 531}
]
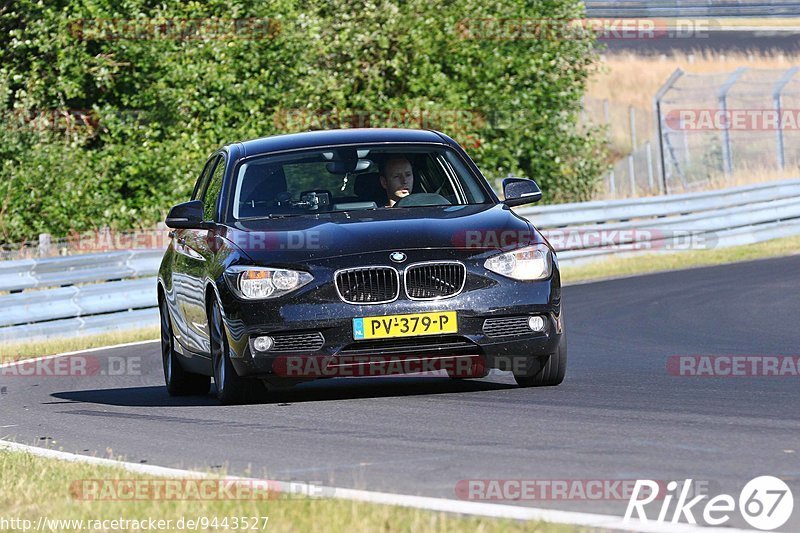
[
  {"xmin": 561, "ymin": 234, "xmax": 800, "ymax": 284},
  {"xmin": 0, "ymin": 450, "xmax": 574, "ymax": 533},
  {"xmin": 0, "ymin": 327, "xmax": 159, "ymax": 364}
]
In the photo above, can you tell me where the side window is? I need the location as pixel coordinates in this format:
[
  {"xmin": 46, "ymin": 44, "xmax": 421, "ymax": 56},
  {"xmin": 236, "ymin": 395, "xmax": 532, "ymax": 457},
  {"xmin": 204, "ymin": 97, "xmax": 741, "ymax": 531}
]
[
  {"xmin": 418, "ymin": 154, "xmax": 457, "ymax": 200},
  {"xmin": 191, "ymin": 157, "xmax": 217, "ymax": 201},
  {"xmin": 202, "ymin": 157, "xmax": 226, "ymax": 221}
]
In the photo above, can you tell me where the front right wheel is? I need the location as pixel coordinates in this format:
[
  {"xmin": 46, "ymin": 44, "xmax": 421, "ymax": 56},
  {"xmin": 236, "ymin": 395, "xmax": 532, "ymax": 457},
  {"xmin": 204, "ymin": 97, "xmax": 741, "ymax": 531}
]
[{"xmin": 209, "ymin": 300, "xmax": 267, "ymax": 405}]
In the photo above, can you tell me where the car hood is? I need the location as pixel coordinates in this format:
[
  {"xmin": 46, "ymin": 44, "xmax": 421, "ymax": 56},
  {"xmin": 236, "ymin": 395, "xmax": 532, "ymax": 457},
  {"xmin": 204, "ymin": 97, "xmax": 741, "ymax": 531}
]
[{"xmin": 220, "ymin": 204, "xmax": 544, "ymax": 264}]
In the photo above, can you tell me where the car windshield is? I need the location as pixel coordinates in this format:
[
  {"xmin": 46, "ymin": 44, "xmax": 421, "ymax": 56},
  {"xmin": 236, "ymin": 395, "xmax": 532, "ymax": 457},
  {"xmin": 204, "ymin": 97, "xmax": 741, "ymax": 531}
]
[{"xmin": 229, "ymin": 144, "xmax": 491, "ymax": 220}]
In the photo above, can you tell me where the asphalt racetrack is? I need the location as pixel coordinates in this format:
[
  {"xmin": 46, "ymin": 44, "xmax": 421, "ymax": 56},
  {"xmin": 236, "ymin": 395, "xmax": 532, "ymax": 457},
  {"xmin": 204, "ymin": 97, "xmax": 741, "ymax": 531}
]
[{"xmin": 3, "ymin": 255, "xmax": 799, "ymax": 530}]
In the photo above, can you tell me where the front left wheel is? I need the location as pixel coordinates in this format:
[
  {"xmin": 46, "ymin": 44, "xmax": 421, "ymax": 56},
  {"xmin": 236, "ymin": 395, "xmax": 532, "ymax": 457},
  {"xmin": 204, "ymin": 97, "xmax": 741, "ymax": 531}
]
[
  {"xmin": 160, "ymin": 298, "xmax": 211, "ymax": 396},
  {"xmin": 514, "ymin": 334, "xmax": 567, "ymax": 388},
  {"xmin": 209, "ymin": 300, "xmax": 267, "ymax": 405}
]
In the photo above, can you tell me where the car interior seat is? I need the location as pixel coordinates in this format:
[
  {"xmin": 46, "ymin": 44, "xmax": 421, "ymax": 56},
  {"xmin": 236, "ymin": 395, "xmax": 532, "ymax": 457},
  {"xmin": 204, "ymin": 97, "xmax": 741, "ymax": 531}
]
[
  {"xmin": 354, "ymin": 172, "xmax": 388, "ymax": 207},
  {"xmin": 237, "ymin": 163, "xmax": 288, "ymax": 218}
]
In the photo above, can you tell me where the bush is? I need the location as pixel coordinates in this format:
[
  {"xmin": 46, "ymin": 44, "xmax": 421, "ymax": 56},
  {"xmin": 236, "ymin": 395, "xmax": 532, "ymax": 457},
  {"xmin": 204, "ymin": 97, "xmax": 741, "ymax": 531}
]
[{"xmin": 0, "ymin": 0, "xmax": 605, "ymax": 243}]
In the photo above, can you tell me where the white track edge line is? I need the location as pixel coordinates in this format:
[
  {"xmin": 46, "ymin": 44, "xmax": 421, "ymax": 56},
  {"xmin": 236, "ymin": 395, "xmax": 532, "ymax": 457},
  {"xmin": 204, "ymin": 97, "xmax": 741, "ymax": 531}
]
[{"xmin": 0, "ymin": 440, "xmax": 753, "ymax": 533}]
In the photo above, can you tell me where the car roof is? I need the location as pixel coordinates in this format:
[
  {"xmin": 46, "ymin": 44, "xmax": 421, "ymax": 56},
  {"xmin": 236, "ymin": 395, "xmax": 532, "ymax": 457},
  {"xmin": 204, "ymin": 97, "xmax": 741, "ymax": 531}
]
[{"xmin": 234, "ymin": 128, "xmax": 450, "ymax": 157}]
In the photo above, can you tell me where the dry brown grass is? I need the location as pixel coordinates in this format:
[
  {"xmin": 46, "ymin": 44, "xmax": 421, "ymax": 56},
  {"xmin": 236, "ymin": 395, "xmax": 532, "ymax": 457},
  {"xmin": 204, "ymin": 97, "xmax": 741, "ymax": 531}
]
[
  {"xmin": 707, "ymin": 18, "xmax": 800, "ymax": 27},
  {"xmin": 584, "ymin": 50, "xmax": 800, "ymax": 195},
  {"xmin": 591, "ymin": 167, "xmax": 800, "ymax": 200},
  {"xmin": 589, "ymin": 50, "xmax": 800, "ymax": 111}
]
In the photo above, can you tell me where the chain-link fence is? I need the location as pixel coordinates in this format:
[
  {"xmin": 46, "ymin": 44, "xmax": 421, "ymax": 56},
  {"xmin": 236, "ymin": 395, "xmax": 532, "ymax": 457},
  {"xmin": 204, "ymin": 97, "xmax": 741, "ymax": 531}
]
[
  {"xmin": 583, "ymin": 97, "xmax": 660, "ymax": 198},
  {"xmin": 585, "ymin": 66, "xmax": 800, "ymax": 198},
  {"xmin": 656, "ymin": 67, "xmax": 800, "ymax": 193}
]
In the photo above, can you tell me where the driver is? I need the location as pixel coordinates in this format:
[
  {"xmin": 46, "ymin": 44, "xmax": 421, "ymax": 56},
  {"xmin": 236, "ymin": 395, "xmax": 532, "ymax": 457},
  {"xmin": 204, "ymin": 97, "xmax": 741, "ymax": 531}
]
[{"xmin": 379, "ymin": 157, "xmax": 414, "ymax": 207}]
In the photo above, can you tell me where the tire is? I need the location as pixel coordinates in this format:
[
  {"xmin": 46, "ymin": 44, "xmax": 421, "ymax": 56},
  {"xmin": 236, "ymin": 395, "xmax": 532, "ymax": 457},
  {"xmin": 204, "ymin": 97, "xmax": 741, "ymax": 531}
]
[
  {"xmin": 514, "ymin": 334, "xmax": 567, "ymax": 388},
  {"xmin": 160, "ymin": 297, "xmax": 211, "ymax": 396},
  {"xmin": 209, "ymin": 300, "xmax": 267, "ymax": 405}
]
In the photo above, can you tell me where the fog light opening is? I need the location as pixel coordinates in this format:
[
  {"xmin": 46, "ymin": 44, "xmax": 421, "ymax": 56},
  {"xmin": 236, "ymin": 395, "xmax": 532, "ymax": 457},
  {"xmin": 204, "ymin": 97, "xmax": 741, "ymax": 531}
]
[
  {"xmin": 528, "ymin": 316, "xmax": 546, "ymax": 333},
  {"xmin": 253, "ymin": 336, "xmax": 274, "ymax": 352}
]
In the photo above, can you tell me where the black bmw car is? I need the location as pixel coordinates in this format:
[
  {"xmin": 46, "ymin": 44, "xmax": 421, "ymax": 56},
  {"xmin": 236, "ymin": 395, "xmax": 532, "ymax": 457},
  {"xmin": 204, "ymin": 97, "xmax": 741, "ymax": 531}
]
[{"xmin": 159, "ymin": 128, "xmax": 565, "ymax": 404}]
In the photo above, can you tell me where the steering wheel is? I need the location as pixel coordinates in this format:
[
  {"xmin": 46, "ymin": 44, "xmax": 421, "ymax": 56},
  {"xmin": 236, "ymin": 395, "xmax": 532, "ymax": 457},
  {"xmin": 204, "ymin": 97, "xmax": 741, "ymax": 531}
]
[{"xmin": 394, "ymin": 193, "xmax": 451, "ymax": 207}]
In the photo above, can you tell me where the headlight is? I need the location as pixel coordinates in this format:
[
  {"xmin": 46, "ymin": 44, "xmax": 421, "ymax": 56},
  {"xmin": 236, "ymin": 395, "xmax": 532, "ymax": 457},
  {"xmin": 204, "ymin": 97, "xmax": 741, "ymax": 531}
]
[
  {"xmin": 224, "ymin": 266, "xmax": 313, "ymax": 300},
  {"xmin": 484, "ymin": 244, "xmax": 552, "ymax": 280}
]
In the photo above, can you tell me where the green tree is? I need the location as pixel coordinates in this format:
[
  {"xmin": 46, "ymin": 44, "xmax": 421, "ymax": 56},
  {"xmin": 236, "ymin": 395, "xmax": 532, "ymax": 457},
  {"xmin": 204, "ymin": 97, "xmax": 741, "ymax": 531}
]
[{"xmin": 0, "ymin": 0, "xmax": 605, "ymax": 243}]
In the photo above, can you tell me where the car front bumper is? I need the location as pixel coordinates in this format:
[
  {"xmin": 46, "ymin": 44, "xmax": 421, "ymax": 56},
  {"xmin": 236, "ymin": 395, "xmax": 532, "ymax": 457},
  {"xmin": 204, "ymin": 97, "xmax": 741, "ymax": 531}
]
[{"xmin": 217, "ymin": 268, "xmax": 564, "ymax": 380}]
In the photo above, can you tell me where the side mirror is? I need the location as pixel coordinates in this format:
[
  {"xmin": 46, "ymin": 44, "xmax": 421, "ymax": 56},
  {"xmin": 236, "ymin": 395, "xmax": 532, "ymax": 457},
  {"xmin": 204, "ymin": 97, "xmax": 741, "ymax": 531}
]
[
  {"xmin": 165, "ymin": 200, "xmax": 206, "ymax": 229},
  {"xmin": 502, "ymin": 178, "xmax": 542, "ymax": 207}
]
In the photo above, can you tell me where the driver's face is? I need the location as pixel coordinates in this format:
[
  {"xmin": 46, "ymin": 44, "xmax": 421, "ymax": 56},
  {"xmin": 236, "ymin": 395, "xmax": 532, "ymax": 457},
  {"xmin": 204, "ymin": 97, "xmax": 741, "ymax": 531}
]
[{"xmin": 380, "ymin": 158, "xmax": 414, "ymax": 207}]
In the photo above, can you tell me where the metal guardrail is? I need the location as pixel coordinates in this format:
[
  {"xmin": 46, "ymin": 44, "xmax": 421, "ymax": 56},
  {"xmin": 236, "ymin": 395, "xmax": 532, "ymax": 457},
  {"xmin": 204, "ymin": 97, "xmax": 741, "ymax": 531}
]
[
  {"xmin": 517, "ymin": 178, "xmax": 800, "ymax": 265},
  {"xmin": 0, "ymin": 251, "xmax": 161, "ymax": 343},
  {"xmin": 519, "ymin": 179, "xmax": 800, "ymax": 226},
  {"xmin": 2, "ymin": 179, "xmax": 800, "ymax": 342},
  {"xmin": 0, "ymin": 250, "xmax": 162, "ymax": 292},
  {"xmin": 0, "ymin": 278, "xmax": 156, "ymax": 328},
  {"xmin": 584, "ymin": 1, "xmax": 800, "ymax": 18}
]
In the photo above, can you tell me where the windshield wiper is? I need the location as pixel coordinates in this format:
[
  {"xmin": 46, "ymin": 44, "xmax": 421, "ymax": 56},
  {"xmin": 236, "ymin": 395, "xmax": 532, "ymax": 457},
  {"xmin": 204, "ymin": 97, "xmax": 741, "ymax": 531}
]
[
  {"xmin": 238, "ymin": 213, "xmax": 309, "ymax": 221},
  {"xmin": 265, "ymin": 213, "xmax": 309, "ymax": 219}
]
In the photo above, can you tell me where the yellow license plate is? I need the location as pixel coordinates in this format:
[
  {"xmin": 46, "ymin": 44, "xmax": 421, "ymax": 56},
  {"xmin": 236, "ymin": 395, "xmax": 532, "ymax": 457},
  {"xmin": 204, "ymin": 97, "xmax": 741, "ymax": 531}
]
[{"xmin": 353, "ymin": 311, "xmax": 457, "ymax": 340}]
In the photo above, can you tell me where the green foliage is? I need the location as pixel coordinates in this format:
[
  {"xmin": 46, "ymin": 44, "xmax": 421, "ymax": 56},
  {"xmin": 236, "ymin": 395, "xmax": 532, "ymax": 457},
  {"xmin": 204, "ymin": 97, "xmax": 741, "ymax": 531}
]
[{"xmin": 0, "ymin": 0, "xmax": 606, "ymax": 243}]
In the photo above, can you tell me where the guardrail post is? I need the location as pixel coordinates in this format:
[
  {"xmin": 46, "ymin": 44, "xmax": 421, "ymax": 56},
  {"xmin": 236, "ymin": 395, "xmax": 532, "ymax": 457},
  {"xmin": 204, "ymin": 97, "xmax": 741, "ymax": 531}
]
[
  {"xmin": 608, "ymin": 169, "xmax": 616, "ymax": 197},
  {"xmin": 653, "ymin": 69, "xmax": 685, "ymax": 195},
  {"xmin": 682, "ymin": 127, "xmax": 691, "ymax": 167},
  {"xmin": 37, "ymin": 234, "xmax": 51, "ymax": 257},
  {"xmin": 718, "ymin": 67, "xmax": 748, "ymax": 177},
  {"xmin": 772, "ymin": 66, "xmax": 799, "ymax": 170},
  {"xmin": 628, "ymin": 154, "xmax": 636, "ymax": 197}
]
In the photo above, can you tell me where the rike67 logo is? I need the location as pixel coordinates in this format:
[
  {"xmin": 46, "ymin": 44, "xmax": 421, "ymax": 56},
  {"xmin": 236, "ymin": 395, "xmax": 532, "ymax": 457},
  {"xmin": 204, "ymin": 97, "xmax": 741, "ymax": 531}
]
[{"xmin": 625, "ymin": 476, "xmax": 793, "ymax": 530}]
